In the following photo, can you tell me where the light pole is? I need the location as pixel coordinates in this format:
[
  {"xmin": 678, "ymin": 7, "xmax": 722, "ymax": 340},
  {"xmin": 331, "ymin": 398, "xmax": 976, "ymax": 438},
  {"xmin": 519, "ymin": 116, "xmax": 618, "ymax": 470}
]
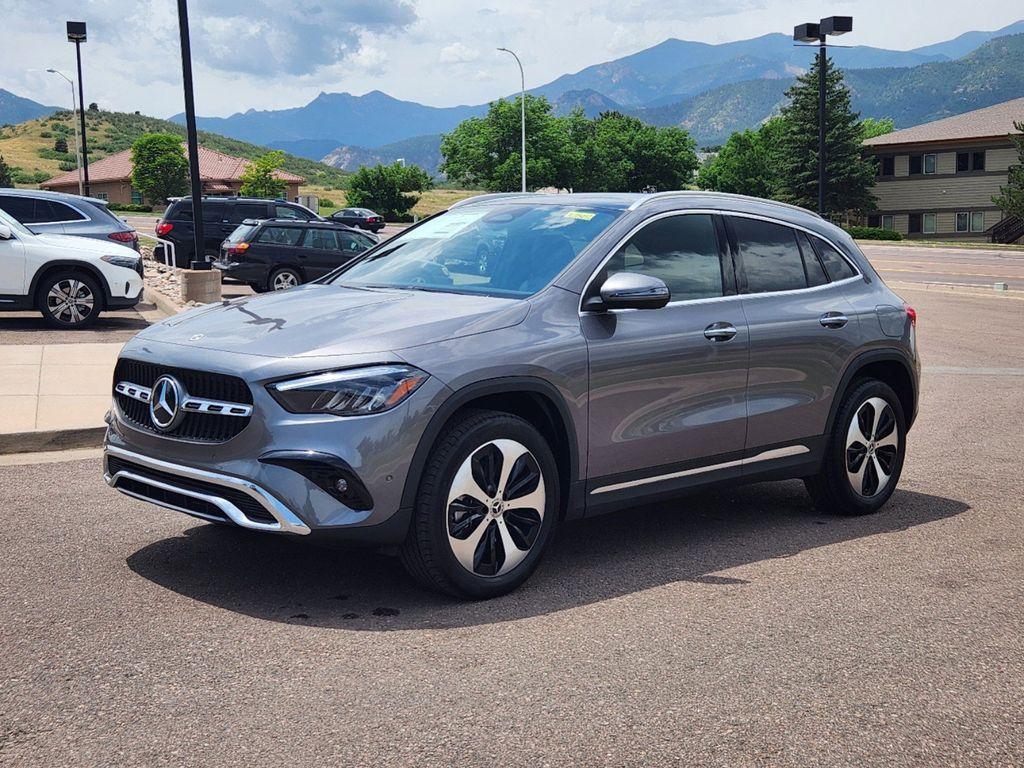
[
  {"xmin": 793, "ymin": 16, "xmax": 852, "ymax": 216},
  {"xmin": 176, "ymin": 0, "xmax": 209, "ymax": 270},
  {"xmin": 45, "ymin": 69, "xmax": 82, "ymax": 196},
  {"xmin": 497, "ymin": 47, "xmax": 526, "ymax": 193},
  {"xmin": 65, "ymin": 21, "xmax": 90, "ymax": 196}
]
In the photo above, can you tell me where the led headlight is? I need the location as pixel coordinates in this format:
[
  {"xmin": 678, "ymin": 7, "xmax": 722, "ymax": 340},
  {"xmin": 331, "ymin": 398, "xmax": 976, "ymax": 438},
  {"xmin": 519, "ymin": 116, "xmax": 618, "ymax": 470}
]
[
  {"xmin": 101, "ymin": 254, "xmax": 141, "ymax": 269},
  {"xmin": 268, "ymin": 365, "xmax": 428, "ymax": 416}
]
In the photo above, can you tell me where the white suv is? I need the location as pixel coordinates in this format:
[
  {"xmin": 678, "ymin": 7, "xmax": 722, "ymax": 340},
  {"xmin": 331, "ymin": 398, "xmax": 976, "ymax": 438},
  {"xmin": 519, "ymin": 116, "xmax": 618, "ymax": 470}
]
[{"xmin": 0, "ymin": 208, "xmax": 143, "ymax": 329}]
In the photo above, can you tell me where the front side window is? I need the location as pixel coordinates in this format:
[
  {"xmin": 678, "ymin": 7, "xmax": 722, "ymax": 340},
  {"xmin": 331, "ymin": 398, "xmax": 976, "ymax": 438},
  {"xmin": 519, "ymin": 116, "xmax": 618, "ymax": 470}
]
[
  {"xmin": 256, "ymin": 226, "xmax": 302, "ymax": 246},
  {"xmin": 0, "ymin": 196, "xmax": 39, "ymax": 222},
  {"xmin": 334, "ymin": 203, "xmax": 622, "ymax": 298},
  {"xmin": 922, "ymin": 213, "xmax": 937, "ymax": 235},
  {"xmin": 602, "ymin": 214, "xmax": 724, "ymax": 302},
  {"xmin": 338, "ymin": 232, "xmax": 370, "ymax": 252},
  {"xmin": 732, "ymin": 217, "xmax": 807, "ymax": 294},
  {"xmin": 301, "ymin": 228, "xmax": 339, "ymax": 250}
]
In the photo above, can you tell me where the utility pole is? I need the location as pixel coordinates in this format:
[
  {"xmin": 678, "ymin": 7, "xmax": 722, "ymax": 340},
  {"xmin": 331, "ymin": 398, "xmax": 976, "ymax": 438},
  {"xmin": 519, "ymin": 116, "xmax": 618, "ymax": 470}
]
[
  {"xmin": 176, "ymin": 0, "xmax": 208, "ymax": 269},
  {"xmin": 65, "ymin": 22, "xmax": 89, "ymax": 196},
  {"xmin": 498, "ymin": 47, "xmax": 526, "ymax": 192}
]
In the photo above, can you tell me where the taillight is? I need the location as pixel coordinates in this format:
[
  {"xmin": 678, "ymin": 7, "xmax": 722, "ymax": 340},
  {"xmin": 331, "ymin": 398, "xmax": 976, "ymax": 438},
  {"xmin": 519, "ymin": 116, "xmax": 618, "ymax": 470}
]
[
  {"xmin": 226, "ymin": 242, "xmax": 250, "ymax": 254},
  {"xmin": 904, "ymin": 303, "xmax": 917, "ymax": 327},
  {"xmin": 155, "ymin": 221, "xmax": 173, "ymax": 236},
  {"xmin": 107, "ymin": 230, "xmax": 137, "ymax": 243}
]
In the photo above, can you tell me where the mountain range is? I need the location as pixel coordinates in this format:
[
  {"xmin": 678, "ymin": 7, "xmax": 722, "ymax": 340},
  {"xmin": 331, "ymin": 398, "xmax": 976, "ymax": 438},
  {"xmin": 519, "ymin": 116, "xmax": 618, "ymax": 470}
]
[{"xmin": 0, "ymin": 89, "xmax": 59, "ymax": 126}]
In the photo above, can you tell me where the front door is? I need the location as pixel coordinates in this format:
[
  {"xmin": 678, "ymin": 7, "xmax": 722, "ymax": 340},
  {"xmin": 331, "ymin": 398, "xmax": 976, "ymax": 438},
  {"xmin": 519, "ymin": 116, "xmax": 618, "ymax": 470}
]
[
  {"xmin": 0, "ymin": 234, "xmax": 27, "ymax": 295},
  {"xmin": 583, "ymin": 213, "xmax": 749, "ymax": 501}
]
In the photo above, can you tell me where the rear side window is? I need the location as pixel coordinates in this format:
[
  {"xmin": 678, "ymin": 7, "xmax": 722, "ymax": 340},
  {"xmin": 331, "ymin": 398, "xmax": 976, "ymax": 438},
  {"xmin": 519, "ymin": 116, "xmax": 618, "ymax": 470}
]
[
  {"xmin": 256, "ymin": 226, "xmax": 302, "ymax": 246},
  {"xmin": 796, "ymin": 231, "xmax": 829, "ymax": 287},
  {"xmin": 604, "ymin": 214, "xmax": 724, "ymax": 302},
  {"xmin": 732, "ymin": 217, "xmax": 807, "ymax": 294},
  {"xmin": 300, "ymin": 228, "xmax": 339, "ymax": 250},
  {"xmin": 232, "ymin": 202, "xmax": 268, "ymax": 223},
  {"xmin": 812, "ymin": 236, "xmax": 857, "ymax": 281},
  {"xmin": 41, "ymin": 200, "xmax": 87, "ymax": 222},
  {"xmin": 225, "ymin": 224, "xmax": 256, "ymax": 244}
]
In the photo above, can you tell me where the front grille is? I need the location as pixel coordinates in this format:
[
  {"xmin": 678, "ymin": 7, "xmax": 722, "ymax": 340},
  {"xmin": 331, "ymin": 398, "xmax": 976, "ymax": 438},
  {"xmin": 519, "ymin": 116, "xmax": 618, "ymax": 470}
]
[
  {"xmin": 107, "ymin": 455, "xmax": 276, "ymax": 525},
  {"xmin": 113, "ymin": 358, "xmax": 253, "ymax": 443}
]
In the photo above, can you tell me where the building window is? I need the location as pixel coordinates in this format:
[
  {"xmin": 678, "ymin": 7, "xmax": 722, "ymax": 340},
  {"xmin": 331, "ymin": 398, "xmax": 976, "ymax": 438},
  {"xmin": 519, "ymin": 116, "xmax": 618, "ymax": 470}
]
[
  {"xmin": 94, "ymin": 191, "xmax": 108, "ymax": 201},
  {"xmin": 881, "ymin": 215, "xmax": 895, "ymax": 231},
  {"xmin": 922, "ymin": 213, "xmax": 937, "ymax": 235},
  {"xmin": 130, "ymin": 189, "xmax": 143, "ymax": 205},
  {"xmin": 909, "ymin": 155, "xmax": 922, "ymax": 175},
  {"xmin": 908, "ymin": 213, "xmax": 921, "ymax": 234},
  {"xmin": 957, "ymin": 152, "xmax": 969, "ymax": 172},
  {"xmin": 956, "ymin": 212, "xmax": 969, "ymax": 232},
  {"xmin": 972, "ymin": 151, "xmax": 985, "ymax": 171},
  {"xmin": 867, "ymin": 214, "xmax": 881, "ymax": 228},
  {"xmin": 923, "ymin": 154, "xmax": 937, "ymax": 174},
  {"xmin": 878, "ymin": 156, "xmax": 894, "ymax": 177},
  {"xmin": 971, "ymin": 212, "xmax": 986, "ymax": 232}
]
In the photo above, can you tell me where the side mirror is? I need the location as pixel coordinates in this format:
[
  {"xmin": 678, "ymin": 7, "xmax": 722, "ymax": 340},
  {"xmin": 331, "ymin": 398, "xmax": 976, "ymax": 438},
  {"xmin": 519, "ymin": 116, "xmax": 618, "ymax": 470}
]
[
  {"xmin": 588, "ymin": 271, "xmax": 670, "ymax": 311},
  {"xmin": 0, "ymin": 223, "xmax": 12, "ymax": 240}
]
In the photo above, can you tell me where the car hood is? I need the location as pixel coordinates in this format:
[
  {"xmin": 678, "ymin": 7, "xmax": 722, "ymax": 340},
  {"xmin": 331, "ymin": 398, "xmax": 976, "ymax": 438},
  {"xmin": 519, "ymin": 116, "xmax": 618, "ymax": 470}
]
[
  {"xmin": 137, "ymin": 283, "xmax": 531, "ymax": 358},
  {"xmin": 31, "ymin": 232, "xmax": 138, "ymax": 258}
]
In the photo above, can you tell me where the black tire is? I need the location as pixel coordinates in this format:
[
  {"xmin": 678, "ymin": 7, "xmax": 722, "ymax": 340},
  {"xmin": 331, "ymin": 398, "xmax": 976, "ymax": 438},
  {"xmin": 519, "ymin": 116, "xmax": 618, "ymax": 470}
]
[
  {"xmin": 805, "ymin": 378, "xmax": 906, "ymax": 516},
  {"xmin": 400, "ymin": 409, "xmax": 560, "ymax": 599},
  {"xmin": 250, "ymin": 282, "xmax": 272, "ymax": 294},
  {"xmin": 268, "ymin": 267, "xmax": 302, "ymax": 291},
  {"xmin": 36, "ymin": 271, "xmax": 103, "ymax": 329}
]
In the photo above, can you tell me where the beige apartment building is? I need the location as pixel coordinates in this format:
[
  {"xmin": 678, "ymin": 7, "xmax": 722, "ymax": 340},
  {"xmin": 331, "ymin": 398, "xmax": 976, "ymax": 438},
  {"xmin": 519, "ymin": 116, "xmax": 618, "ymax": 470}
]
[{"xmin": 862, "ymin": 97, "xmax": 1023, "ymax": 241}]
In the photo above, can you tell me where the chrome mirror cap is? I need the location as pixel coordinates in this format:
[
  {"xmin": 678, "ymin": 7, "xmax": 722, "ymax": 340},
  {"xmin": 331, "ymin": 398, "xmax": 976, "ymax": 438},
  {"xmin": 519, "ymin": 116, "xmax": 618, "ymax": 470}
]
[{"xmin": 593, "ymin": 271, "xmax": 671, "ymax": 311}]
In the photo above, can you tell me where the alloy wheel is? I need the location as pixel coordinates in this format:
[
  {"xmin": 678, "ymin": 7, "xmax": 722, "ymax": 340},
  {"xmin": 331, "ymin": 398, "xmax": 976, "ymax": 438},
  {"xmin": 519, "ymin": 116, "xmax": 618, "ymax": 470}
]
[
  {"xmin": 846, "ymin": 396, "xmax": 899, "ymax": 497},
  {"xmin": 446, "ymin": 439, "xmax": 546, "ymax": 577},
  {"xmin": 46, "ymin": 279, "xmax": 95, "ymax": 325},
  {"xmin": 272, "ymin": 271, "xmax": 299, "ymax": 290}
]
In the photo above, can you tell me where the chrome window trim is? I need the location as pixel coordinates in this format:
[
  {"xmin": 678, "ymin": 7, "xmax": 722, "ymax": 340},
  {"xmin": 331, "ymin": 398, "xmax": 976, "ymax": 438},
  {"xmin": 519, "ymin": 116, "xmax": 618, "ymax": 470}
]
[
  {"xmin": 590, "ymin": 444, "xmax": 809, "ymax": 495},
  {"xmin": 104, "ymin": 445, "xmax": 310, "ymax": 535},
  {"xmin": 578, "ymin": 208, "xmax": 862, "ymax": 315}
]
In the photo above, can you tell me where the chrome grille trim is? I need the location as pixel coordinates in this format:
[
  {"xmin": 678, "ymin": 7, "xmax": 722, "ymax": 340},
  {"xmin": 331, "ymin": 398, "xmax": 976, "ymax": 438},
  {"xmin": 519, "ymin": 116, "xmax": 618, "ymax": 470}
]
[{"xmin": 115, "ymin": 381, "xmax": 253, "ymax": 417}]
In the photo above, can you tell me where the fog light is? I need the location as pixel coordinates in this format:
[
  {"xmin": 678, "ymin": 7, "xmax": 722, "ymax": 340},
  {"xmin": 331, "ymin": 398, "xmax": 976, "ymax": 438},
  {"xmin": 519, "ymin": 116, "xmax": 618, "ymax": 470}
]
[
  {"xmin": 259, "ymin": 450, "xmax": 373, "ymax": 511},
  {"xmin": 335, "ymin": 478, "xmax": 349, "ymax": 494}
]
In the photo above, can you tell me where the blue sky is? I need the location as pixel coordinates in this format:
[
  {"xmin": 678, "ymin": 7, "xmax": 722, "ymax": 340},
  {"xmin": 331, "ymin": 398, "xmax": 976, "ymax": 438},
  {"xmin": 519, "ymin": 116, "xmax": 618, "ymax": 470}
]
[{"xmin": 2, "ymin": 0, "xmax": 1022, "ymax": 118}]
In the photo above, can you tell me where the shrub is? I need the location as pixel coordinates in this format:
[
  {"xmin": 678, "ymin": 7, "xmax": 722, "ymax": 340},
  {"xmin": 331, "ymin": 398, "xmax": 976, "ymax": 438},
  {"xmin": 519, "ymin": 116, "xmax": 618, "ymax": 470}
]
[
  {"xmin": 108, "ymin": 202, "xmax": 154, "ymax": 212},
  {"xmin": 40, "ymin": 131, "xmax": 52, "ymax": 138},
  {"xmin": 318, "ymin": 197, "xmax": 336, "ymax": 208},
  {"xmin": 846, "ymin": 225, "xmax": 902, "ymax": 241},
  {"xmin": 58, "ymin": 160, "xmax": 77, "ymax": 171}
]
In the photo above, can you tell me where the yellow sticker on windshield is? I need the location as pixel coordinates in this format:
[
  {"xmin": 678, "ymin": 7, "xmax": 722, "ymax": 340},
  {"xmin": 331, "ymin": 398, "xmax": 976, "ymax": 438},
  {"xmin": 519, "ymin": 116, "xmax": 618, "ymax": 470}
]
[{"xmin": 565, "ymin": 211, "xmax": 596, "ymax": 221}]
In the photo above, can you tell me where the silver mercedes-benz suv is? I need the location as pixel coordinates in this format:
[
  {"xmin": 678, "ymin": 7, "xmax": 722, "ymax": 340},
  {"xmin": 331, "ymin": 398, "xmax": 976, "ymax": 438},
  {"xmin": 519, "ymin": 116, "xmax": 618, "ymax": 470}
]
[{"xmin": 104, "ymin": 192, "xmax": 919, "ymax": 598}]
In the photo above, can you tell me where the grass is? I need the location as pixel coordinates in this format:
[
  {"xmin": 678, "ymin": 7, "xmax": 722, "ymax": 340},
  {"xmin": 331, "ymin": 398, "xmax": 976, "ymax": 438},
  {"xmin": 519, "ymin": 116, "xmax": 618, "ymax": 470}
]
[{"xmin": 301, "ymin": 185, "xmax": 482, "ymax": 219}]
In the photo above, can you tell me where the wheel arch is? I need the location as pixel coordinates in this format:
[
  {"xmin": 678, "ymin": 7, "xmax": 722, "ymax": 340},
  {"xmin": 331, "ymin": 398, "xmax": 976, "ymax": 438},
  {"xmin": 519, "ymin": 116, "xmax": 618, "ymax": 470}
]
[
  {"xmin": 827, "ymin": 349, "xmax": 918, "ymax": 438},
  {"xmin": 399, "ymin": 377, "xmax": 581, "ymax": 520},
  {"xmin": 28, "ymin": 260, "xmax": 111, "ymax": 310}
]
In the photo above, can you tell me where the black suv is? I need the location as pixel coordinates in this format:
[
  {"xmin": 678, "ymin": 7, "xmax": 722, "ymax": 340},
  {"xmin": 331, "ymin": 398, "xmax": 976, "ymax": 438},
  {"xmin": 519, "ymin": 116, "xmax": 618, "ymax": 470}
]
[
  {"xmin": 213, "ymin": 219, "xmax": 376, "ymax": 292},
  {"xmin": 155, "ymin": 196, "xmax": 321, "ymax": 267}
]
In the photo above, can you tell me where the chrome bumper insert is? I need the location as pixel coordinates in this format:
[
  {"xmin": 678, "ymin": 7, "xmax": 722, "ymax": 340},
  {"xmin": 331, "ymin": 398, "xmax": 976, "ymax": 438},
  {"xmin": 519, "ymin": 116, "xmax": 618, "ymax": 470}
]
[{"xmin": 104, "ymin": 445, "xmax": 310, "ymax": 535}]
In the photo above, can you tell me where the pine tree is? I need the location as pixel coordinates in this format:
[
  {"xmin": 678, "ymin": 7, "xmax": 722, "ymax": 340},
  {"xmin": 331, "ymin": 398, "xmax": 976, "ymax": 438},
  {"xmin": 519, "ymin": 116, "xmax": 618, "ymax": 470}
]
[
  {"xmin": 777, "ymin": 55, "xmax": 876, "ymax": 218},
  {"xmin": 992, "ymin": 121, "xmax": 1024, "ymax": 220},
  {"xmin": 0, "ymin": 153, "xmax": 13, "ymax": 188}
]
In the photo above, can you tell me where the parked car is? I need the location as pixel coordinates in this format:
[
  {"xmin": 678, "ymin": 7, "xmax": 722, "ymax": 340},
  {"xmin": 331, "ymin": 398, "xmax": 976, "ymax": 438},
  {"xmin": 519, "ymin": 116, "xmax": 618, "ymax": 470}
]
[
  {"xmin": 154, "ymin": 196, "xmax": 321, "ymax": 267},
  {"xmin": 328, "ymin": 207, "xmax": 385, "ymax": 233},
  {"xmin": 103, "ymin": 192, "xmax": 918, "ymax": 599},
  {"xmin": 0, "ymin": 188, "xmax": 139, "ymax": 251},
  {"xmin": 0, "ymin": 208, "xmax": 143, "ymax": 329},
  {"xmin": 214, "ymin": 219, "xmax": 377, "ymax": 292}
]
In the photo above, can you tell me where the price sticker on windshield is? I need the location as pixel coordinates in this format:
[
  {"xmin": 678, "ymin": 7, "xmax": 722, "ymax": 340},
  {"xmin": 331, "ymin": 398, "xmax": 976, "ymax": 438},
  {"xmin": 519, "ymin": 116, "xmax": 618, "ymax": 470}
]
[{"xmin": 564, "ymin": 211, "xmax": 596, "ymax": 221}]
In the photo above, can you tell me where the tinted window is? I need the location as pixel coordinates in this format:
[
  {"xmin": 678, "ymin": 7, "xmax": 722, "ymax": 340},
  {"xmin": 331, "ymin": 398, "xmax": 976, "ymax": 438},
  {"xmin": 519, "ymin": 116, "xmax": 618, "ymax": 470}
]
[
  {"xmin": 300, "ymin": 228, "xmax": 339, "ymax": 250},
  {"xmin": 732, "ymin": 217, "xmax": 807, "ymax": 293},
  {"xmin": 972, "ymin": 151, "xmax": 985, "ymax": 171},
  {"xmin": 812, "ymin": 236, "xmax": 856, "ymax": 281},
  {"xmin": 957, "ymin": 152, "xmax": 969, "ymax": 172},
  {"xmin": 603, "ymin": 214, "xmax": 723, "ymax": 302},
  {"xmin": 0, "ymin": 196, "xmax": 38, "ymax": 222},
  {"xmin": 338, "ymin": 232, "xmax": 370, "ymax": 252},
  {"xmin": 275, "ymin": 204, "xmax": 308, "ymax": 220},
  {"xmin": 225, "ymin": 224, "xmax": 256, "ymax": 244},
  {"xmin": 796, "ymin": 232, "xmax": 828, "ymax": 287},
  {"xmin": 232, "ymin": 202, "xmax": 268, "ymax": 223},
  {"xmin": 909, "ymin": 155, "xmax": 923, "ymax": 175},
  {"xmin": 256, "ymin": 226, "xmax": 302, "ymax": 246},
  {"xmin": 42, "ymin": 201, "xmax": 87, "ymax": 222}
]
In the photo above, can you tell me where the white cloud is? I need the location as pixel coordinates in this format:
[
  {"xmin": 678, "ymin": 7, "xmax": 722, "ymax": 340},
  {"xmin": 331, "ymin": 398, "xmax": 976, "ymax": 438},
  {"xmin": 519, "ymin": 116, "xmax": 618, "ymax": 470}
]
[
  {"xmin": 439, "ymin": 42, "xmax": 481, "ymax": 64},
  {"xmin": 350, "ymin": 45, "xmax": 389, "ymax": 74}
]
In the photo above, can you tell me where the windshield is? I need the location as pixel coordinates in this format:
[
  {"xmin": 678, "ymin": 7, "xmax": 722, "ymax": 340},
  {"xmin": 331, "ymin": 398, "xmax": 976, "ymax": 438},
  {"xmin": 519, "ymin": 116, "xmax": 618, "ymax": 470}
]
[
  {"xmin": 226, "ymin": 224, "xmax": 257, "ymax": 244},
  {"xmin": 332, "ymin": 203, "xmax": 622, "ymax": 298}
]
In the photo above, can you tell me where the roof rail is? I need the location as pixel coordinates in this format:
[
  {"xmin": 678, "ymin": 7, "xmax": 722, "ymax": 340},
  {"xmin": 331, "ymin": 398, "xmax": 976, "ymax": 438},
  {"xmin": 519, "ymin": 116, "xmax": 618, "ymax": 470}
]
[
  {"xmin": 449, "ymin": 192, "xmax": 530, "ymax": 209},
  {"xmin": 627, "ymin": 190, "xmax": 821, "ymax": 219}
]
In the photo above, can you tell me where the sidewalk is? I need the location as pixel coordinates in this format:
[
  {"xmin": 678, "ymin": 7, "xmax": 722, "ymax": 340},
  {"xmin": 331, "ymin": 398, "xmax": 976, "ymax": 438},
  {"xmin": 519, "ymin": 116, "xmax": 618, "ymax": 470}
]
[{"xmin": 0, "ymin": 342, "xmax": 122, "ymax": 452}]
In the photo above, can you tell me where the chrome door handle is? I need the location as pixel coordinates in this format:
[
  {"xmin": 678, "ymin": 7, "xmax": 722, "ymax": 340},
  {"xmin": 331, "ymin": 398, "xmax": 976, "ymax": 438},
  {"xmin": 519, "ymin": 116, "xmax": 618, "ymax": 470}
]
[
  {"xmin": 820, "ymin": 312, "xmax": 849, "ymax": 329},
  {"xmin": 704, "ymin": 322, "xmax": 738, "ymax": 342}
]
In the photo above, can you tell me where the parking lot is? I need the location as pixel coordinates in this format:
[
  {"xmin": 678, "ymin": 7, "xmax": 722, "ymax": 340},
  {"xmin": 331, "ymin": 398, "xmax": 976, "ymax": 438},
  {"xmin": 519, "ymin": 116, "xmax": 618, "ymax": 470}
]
[{"xmin": 1, "ymin": 267, "xmax": 1022, "ymax": 764}]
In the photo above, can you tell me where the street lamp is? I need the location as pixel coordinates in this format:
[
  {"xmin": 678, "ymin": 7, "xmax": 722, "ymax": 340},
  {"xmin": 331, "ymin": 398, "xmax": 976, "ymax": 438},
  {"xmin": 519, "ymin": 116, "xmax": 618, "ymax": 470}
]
[
  {"xmin": 497, "ymin": 47, "xmax": 526, "ymax": 193},
  {"xmin": 794, "ymin": 16, "xmax": 853, "ymax": 216},
  {"xmin": 176, "ymin": 0, "xmax": 209, "ymax": 270},
  {"xmin": 45, "ymin": 68, "xmax": 83, "ymax": 196},
  {"xmin": 65, "ymin": 21, "xmax": 90, "ymax": 196}
]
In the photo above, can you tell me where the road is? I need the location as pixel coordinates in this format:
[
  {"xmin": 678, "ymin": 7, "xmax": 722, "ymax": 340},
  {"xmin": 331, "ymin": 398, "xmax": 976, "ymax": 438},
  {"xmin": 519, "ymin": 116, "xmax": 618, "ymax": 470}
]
[
  {"xmin": 860, "ymin": 242, "xmax": 1024, "ymax": 291},
  {"xmin": 1, "ymin": 287, "xmax": 1022, "ymax": 766}
]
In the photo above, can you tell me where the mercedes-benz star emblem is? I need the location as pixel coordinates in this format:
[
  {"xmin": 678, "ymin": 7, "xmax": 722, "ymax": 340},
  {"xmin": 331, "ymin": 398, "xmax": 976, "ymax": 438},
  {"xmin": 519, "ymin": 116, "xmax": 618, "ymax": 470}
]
[{"xmin": 149, "ymin": 375, "xmax": 185, "ymax": 432}]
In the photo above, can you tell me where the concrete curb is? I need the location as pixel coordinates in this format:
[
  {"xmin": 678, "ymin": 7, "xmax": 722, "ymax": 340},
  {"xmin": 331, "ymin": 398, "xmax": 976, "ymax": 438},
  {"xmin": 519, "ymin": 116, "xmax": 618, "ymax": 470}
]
[
  {"xmin": 0, "ymin": 426, "xmax": 107, "ymax": 456},
  {"xmin": 144, "ymin": 286, "xmax": 183, "ymax": 317}
]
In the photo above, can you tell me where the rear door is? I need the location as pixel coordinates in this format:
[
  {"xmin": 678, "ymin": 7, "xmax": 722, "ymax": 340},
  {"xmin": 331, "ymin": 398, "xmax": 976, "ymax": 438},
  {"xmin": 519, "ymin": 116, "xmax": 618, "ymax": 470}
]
[
  {"xmin": 254, "ymin": 224, "xmax": 304, "ymax": 273},
  {"xmin": 296, "ymin": 228, "xmax": 357, "ymax": 278},
  {"xmin": 726, "ymin": 214, "xmax": 860, "ymax": 458},
  {"xmin": 583, "ymin": 212, "xmax": 749, "ymax": 502}
]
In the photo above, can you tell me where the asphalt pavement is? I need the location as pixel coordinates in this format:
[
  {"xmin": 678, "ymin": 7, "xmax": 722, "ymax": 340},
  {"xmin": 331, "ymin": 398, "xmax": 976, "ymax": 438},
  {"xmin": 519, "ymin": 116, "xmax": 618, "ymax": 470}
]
[
  {"xmin": 859, "ymin": 242, "xmax": 1024, "ymax": 291},
  {"xmin": 1, "ymin": 286, "xmax": 1021, "ymax": 766}
]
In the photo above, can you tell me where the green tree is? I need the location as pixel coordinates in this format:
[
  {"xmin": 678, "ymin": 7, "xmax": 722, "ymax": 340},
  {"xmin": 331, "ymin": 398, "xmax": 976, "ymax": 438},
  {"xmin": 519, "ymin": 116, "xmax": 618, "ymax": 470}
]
[
  {"xmin": 696, "ymin": 118, "xmax": 784, "ymax": 198},
  {"xmin": 440, "ymin": 95, "xmax": 580, "ymax": 191},
  {"xmin": 53, "ymin": 136, "xmax": 69, "ymax": 154},
  {"xmin": 860, "ymin": 117, "xmax": 894, "ymax": 141},
  {"xmin": 993, "ymin": 121, "xmax": 1024, "ymax": 220},
  {"xmin": 346, "ymin": 162, "xmax": 433, "ymax": 220},
  {"xmin": 130, "ymin": 133, "xmax": 189, "ymax": 205},
  {"xmin": 776, "ymin": 55, "xmax": 877, "ymax": 217},
  {"xmin": 239, "ymin": 150, "xmax": 288, "ymax": 198},
  {"xmin": 0, "ymin": 154, "xmax": 13, "ymax": 188}
]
